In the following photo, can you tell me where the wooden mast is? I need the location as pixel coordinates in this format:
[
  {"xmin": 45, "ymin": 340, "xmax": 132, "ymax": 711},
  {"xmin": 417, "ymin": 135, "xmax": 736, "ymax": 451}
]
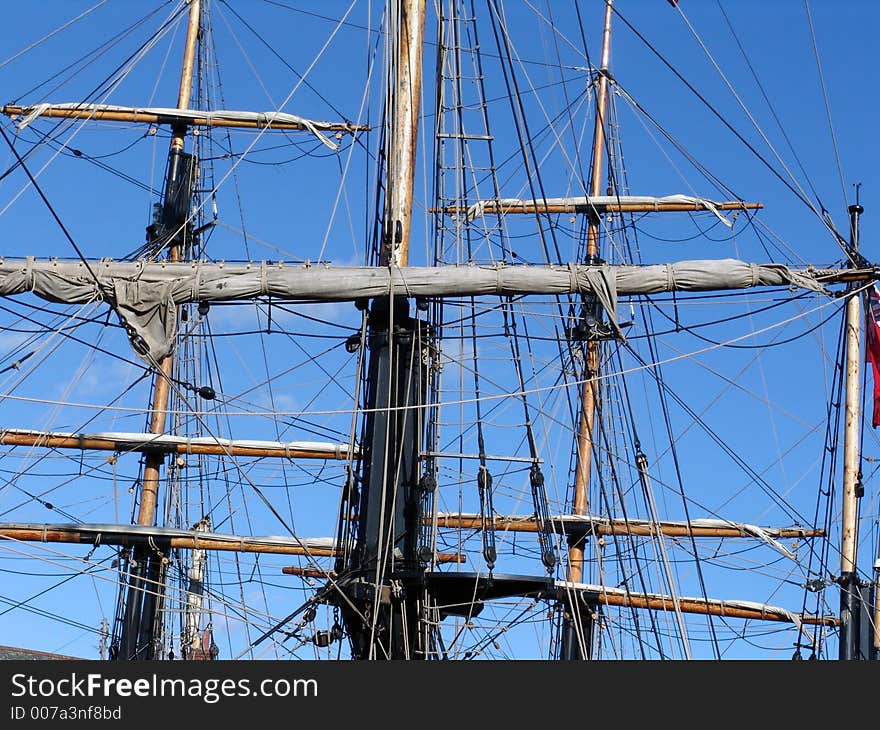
[
  {"xmin": 382, "ymin": 0, "xmax": 425, "ymax": 268},
  {"xmin": 561, "ymin": 0, "xmax": 613, "ymax": 661},
  {"xmin": 839, "ymin": 201, "xmax": 866, "ymax": 660},
  {"xmin": 117, "ymin": 0, "xmax": 201, "ymax": 661},
  {"xmin": 839, "ymin": 254, "xmax": 860, "ymax": 575},
  {"xmin": 139, "ymin": 0, "xmax": 199, "ymax": 543}
]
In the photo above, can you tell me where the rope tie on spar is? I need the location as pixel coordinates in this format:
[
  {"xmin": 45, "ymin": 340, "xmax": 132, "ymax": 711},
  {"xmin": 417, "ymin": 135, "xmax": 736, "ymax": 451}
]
[
  {"xmin": 664, "ymin": 261, "xmax": 676, "ymax": 293},
  {"xmin": 260, "ymin": 260, "xmax": 268, "ymax": 295},
  {"xmin": 397, "ymin": 264, "xmax": 415, "ymax": 299},
  {"xmin": 663, "ymin": 264, "xmax": 681, "ymax": 330},
  {"xmin": 699, "ymin": 199, "xmax": 730, "ymax": 227},
  {"xmin": 16, "ymin": 103, "xmax": 51, "ymax": 129},
  {"xmin": 24, "ymin": 256, "xmax": 34, "ymax": 292},
  {"xmin": 84, "ymin": 532, "xmax": 102, "ymax": 562},
  {"xmin": 190, "ymin": 264, "xmax": 203, "ymax": 304},
  {"xmin": 263, "ymin": 111, "xmax": 339, "ymax": 151},
  {"xmin": 568, "ymin": 262, "xmax": 578, "ymax": 295}
]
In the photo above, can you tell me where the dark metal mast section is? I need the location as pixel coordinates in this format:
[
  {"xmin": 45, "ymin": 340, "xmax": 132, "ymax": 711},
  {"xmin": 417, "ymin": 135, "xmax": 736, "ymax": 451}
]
[
  {"xmin": 333, "ymin": 0, "xmax": 434, "ymax": 660},
  {"xmin": 337, "ymin": 297, "xmax": 432, "ymax": 659}
]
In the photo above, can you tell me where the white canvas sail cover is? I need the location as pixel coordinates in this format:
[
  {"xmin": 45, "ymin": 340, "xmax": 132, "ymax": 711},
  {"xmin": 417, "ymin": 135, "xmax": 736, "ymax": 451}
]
[
  {"xmin": 463, "ymin": 195, "xmax": 743, "ymax": 226},
  {"xmin": 0, "ymin": 428, "xmax": 354, "ymax": 458},
  {"xmin": 12, "ymin": 103, "xmax": 349, "ymax": 150},
  {"xmin": 0, "ymin": 258, "xmax": 827, "ymax": 362}
]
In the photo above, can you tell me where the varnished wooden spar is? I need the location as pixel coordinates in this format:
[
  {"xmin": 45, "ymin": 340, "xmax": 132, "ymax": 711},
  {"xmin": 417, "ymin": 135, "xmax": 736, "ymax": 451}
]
[
  {"xmin": 282, "ymin": 567, "xmax": 338, "ymax": 579},
  {"xmin": 0, "ymin": 429, "xmax": 355, "ymax": 460},
  {"xmin": 432, "ymin": 199, "xmax": 763, "ymax": 217},
  {"xmin": 0, "ymin": 104, "xmax": 368, "ymax": 133},
  {"xmin": 434, "ymin": 513, "xmax": 823, "ymax": 539},
  {"xmin": 0, "ymin": 524, "xmax": 336, "ymax": 556},
  {"xmin": 0, "ymin": 523, "xmax": 463, "ymax": 562},
  {"xmin": 556, "ymin": 581, "xmax": 838, "ymax": 627}
]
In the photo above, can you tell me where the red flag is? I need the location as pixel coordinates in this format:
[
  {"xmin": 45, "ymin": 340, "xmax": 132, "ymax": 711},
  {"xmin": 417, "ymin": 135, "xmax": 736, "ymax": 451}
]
[{"xmin": 865, "ymin": 286, "xmax": 880, "ymax": 427}]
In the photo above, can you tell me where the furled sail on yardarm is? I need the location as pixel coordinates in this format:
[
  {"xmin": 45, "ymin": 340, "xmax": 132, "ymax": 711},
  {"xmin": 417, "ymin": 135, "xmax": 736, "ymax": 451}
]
[{"xmin": 0, "ymin": 0, "xmax": 876, "ymax": 661}]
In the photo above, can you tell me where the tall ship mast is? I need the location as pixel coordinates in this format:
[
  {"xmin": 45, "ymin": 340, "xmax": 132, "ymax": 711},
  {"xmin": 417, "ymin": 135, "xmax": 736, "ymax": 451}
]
[{"xmin": 0, "ymin": 0, "xmax": 876, "ymax": 660}]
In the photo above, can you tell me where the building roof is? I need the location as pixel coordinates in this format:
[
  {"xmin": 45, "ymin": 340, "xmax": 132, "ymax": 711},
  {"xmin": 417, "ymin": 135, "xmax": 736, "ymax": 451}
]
[{"xmin": 0, "ymin": 645, "xmax": 81, "ymax": 660}]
